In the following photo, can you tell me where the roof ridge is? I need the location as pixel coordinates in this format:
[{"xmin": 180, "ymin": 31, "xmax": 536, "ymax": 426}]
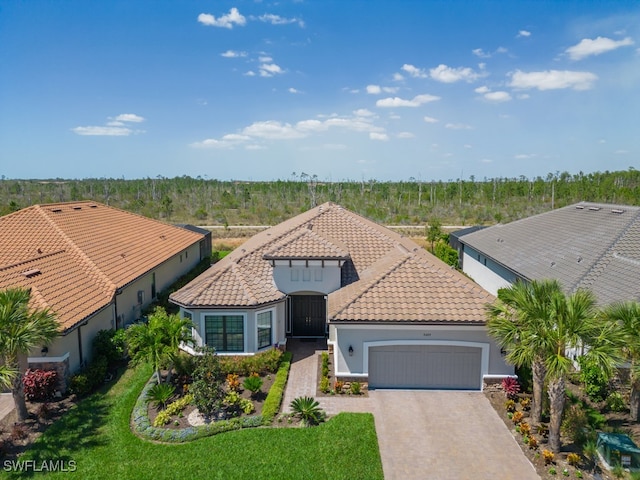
[
  {"xmin": 36, "ymin": 205, "xmax": 118, "ymax": 292},
  {"xmin": 574, "ymin": 207, "xmax": 640, "ymax": 292},
  {"xmin": 332, "ymin": 253, "xmax": 410, "ymax": 318},
  {"xmin": 231, "ymin": 262, "xmax": 259, "ymax": 305}
]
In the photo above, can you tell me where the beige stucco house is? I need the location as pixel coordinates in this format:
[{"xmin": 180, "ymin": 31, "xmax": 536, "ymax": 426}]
[
  {"xmin": 171, "ymin": 202, "xmax": 512, "ymax": 390},
  {"xmin": 0, "ymin": 201, "xmax": 209, "ymax": 381}
]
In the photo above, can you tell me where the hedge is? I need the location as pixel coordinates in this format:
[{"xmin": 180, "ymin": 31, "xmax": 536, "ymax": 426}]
[{"xmin": 261, "ymin": 351, "xmax": 292, "ymax": 424}]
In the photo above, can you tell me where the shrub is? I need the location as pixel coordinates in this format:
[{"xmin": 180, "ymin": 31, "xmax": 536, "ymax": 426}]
[
  {"xmin": 69, "ymin": 373, "xmax": 91, "ymax": 397},
  {"xmin": 319, "ymin": 376, "xmax": 330, "ymax": 393},
  {"xmin": 528, "ymin": 436, "xmax": 538, "ymax": 450},
  {"xmin": 542, "ymin": 449, "xmax": 555, "ymax": 465},
  {"xmin": 191, "ymin": 348, "xmax": 225, "ymax": 417},
  {"xmin": 511, "ymin": 411, "xmax": 524, "ymax": 424},
  {"xmin": 548, "ymin": 467, "xmax": 557, "ymax": 475},
  {"xmin": 219, "ymin": 349, "xmax": 283, "ymax": 376},
  {"xmin": 578, "ymin": 356, "xmax": 610, "ymax": 403},
  {"xmin": 350, "ymin": 381, "xmax": 362, "ymax": 395},
  {"xmin": 226, "ymin": 373, "xmax": 241, "ymax": 392},
  {"xmin": 153, "ymin": 410, "xmax": 172, "ymax": 427},
  {"xmin": 519, "ymin": 422, "xmax": 531, "ymax": 437},
  {"xmin": 334, "ymin": 380, "xmax": 344, "ymax": 394},
  {"xmin": 606, "ymin": 392, "xmax": 626, "ymax": 412},
  {"xmin": 86, "ymin": 355, "xmax": 108, "ymax": 390},
  {"xmin": 501, "ymin": 377, "xmax": 521, "ymax": 399},
  {"xmin": 23, "ymin": 369, "xmax": 58, "ymax": 401},
  {"xmin": 504, "ymin": 399, "xmax": 517, "ymax": 412},
  {"xmin": 290, "ymin": 396, "xmax": 325, "ymax": 426},
  {"xmin": 146, "ymin": 383, "xmax": 176, "ymax": 409},
  {"xmin": 240, "ymin": 398, "xmax": 255, "ymax": 415},
  {"xmin": 434, "ymin": 240, "xmax": 459, "ymax": 267},
  {"xmin": 567, "ymin": 452, "xmax": 580, "ymax": 466},
  {"xmin": 261, "ymin": 352, "xmax": 291, "ymax": 424},
  {"xmin": 561, "ymin": 404, "xmax": 590, "ymax": 444},
  {"xmin": 92, "ymin": 329, "xmax": 126, "ymax": 365},
  {"xmin": 520, "ymin": 397, "xmax": 531, "ymax": 411},
  {"xmin": 166, "ymin": 393, "xmax": 194, "ymax": 416},
  {"xmin": 173, "ymin": 351, "xmax": 197, "ymax": 378},
  {"xmin": 243, "ymin": 375, "xmax": 263, "ymax": 395}
]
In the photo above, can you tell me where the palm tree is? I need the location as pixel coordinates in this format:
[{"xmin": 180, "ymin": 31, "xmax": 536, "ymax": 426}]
[
  {"xmin": 600, "ymin": 301, "xmax": 640, "ymax": 420},
  {"xmin": 486, "ymin": 279, "xmax": 561, "ymax": 425},
  {"xmin": 126, "ymin": 307, "xmax": 193, "ymax": 383},
  {"xmin": 0, "ymin": 287, "xmax": 59, "ymax": 421},
  {"xmin": 543, "ymin": 288, "xmax": 621, "ymax": 452}
]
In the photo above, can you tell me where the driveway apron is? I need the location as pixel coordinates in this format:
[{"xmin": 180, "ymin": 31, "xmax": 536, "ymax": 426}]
[{"xmin": 283, "ymin": 340, "xmax": 539, "ymax": 479}]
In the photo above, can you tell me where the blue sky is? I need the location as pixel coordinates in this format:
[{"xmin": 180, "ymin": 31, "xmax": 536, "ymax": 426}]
[{"xmin": 0, "ymin": 1, "xmax": 638, "ymax": 181}]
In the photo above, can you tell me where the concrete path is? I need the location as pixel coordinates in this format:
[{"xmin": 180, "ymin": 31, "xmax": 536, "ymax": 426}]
[
  {"xmin": 283, "ymin": 339, "xmax": 539, "ymax": 480},
  {"xmin": 0, "ymin": 393, "xmax": 15, "ymax": 424}
]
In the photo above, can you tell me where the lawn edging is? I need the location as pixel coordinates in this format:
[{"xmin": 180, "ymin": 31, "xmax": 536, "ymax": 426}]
[{"xmin": 131, "ymin": 350, "xmax": 292, "ymax": 442}]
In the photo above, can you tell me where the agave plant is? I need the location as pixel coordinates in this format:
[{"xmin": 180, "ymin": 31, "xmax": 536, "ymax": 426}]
[
  {"xmin": 290, "ymin": 396, "xmax": 325, "ymax": 426},
  {"xmin": 146, "ymin": 383, "xmax": 176, "ymax": 409},
  {"xmin": 243, "ymin": 375, "xmax": 263, "ymax": 396}
]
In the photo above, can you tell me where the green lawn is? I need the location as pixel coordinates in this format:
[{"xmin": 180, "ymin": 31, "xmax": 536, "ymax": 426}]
[{"xmin": 6, "ymin": 365, "xmax": 383, "ymax": 480}]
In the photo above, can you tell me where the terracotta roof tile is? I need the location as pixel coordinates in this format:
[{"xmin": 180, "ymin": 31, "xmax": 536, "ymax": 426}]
[
  {"xmin": 0, "ymin": 202, "xmax": 204, "ymax": 331},
  {"xmin": 172, "ymin": 202, "xmax": 493, "ymax": 324}
]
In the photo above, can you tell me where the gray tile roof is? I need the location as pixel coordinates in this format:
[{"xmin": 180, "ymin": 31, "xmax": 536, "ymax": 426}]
[
  {"xmin": 171, "ymin": 202, "xmax": 493, "ymax": 324},
  {"xmin": 460, "ymin": 202, "xmax": 640, "ymax": 304}
]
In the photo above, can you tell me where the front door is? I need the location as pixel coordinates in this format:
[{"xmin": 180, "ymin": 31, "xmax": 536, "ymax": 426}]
[{"xmin": 291, "ymin": 295, "xmax": 326, "ymax": 337}]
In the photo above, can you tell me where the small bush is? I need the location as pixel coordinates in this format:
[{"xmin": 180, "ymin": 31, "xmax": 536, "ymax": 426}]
[
  {"xmin": 511, "ymin": 411, "xmax": 524, "ymax": 424},
  {"xmin": 290, "ymin": 396, "xmax": 325, "ymax": 426},
  {"xmin": 22, "ymin": 369, "xmax": 58, "ymax": 401},
  {"xmin": 548, "ymin": 467, "xmax": 557, "ymax": 475},
  {"xmin": 606, "ymin": 392, "xmax": 626, "ymax": 412},
  {"xmin": 561, "ymin": 404, "xmax": 590, "ymax": 444},
  {"xmin": 542, "ymin": 449, "xmax": 555, "ymax": 465},
  {"xmin": 567, "ymin": 452, "xmax": 580, "ymax": 466},
  {"xmin": 173, "ymin": 351, "xmax": 197, "ymax": 378},
  {"xmin": 86, "ymin": 355, "xmax": 108, "ymax": 389},
  {"xmin": 319, "ymin": 376, "xmax": 330, "ymax": 393},
  {"xmin": 519, "ymin": 422, "xmax": 531, "ymax": 436},
  {"xmin": 69, "ymin": 374, "xmax": 91, "ymax": 397},
  {"xmin": 243, "ymin": 375, "xmax": 263, "ymax": 395},
  {"xmin": 350, "ymin": 382, "xmax": 362, "ymax": 395},
  {"xmin": 528, "ymin": 436, "xmax": 538, "ymax": 450},
  {"xmin": 261, "ymin": 352, "xmax": 291, "ymax": 423},
  {"xmin": 501, "ymin": 377, "xmax": 521, "ymax": 399},
  {"xmin": 505, "ymin": 399, "xmax": 517, "ymax": 412},
  {"xmin": 226, "ymin": 374, "xmax": 241, "ymax": 392},
  {"xmin": 334, "ymin": 380, "xmax": 344, "ymax": 394},
  {"xmin": 92, "ymin": 329, "xmax": 126, "ymax": 365},
  {"xmin": 578, "ymin": 356, "xmax": 610, "ymax": 403},
  {"xmin": 146, "ymin": 383, "xmax": 176, "ymax": 409},
  {"xmin": 153, "ymin": 410, "xmax": 172, "ymax": 427},
  {"xmin": 520, "ymin": 397, "xmax": 531, "ymax": 411}
]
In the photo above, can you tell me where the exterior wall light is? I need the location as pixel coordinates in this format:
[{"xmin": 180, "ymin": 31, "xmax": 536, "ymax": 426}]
[{"xmin": 348, "ymin": 345, "xmax": 354, "ymax": 356}]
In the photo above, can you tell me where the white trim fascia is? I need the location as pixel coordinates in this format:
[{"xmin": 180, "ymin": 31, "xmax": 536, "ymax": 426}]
[
  {"xmin": 333, "ymin": 324, "xmax": 486, "ymax": 332},
  {"xmin": 28, "ymin": 352, "xmax": 70, "ymax": 363},
  {"xmin": 178, "ymin": 344, "xmax": 254, "ymax": 357},
  {"xmin": 334, "ymin": 371, "xmax": 368, "ymax": 378}
]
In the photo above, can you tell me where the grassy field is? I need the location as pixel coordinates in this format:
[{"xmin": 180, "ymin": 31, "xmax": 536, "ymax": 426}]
[{"xmin": 6, "ymin": 365, "xmax": 383, "ymax": 480}]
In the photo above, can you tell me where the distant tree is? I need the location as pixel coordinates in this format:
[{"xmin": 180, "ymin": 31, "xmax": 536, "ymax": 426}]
[{"xmin": 426, "ymin": 219, "xmax": 443, "ymax": 252}]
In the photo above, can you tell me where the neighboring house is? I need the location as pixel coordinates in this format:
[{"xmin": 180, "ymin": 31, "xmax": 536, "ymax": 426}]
[
  {"xmin": 0, "ymin": 201, "xmax": 209, "ymax": 382},
  {"xmin": 171, "ymin": 202, "xmax": 512, "ymax": 390},
  {"xmin": 457, "ymin": 202, "xmax": 640, "ymax": 305}
]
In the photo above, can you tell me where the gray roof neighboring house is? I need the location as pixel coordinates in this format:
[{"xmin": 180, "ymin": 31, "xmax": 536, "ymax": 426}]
[{"xmin": 459, "ymin": 202, "xmax": 640, "ymax": 305}]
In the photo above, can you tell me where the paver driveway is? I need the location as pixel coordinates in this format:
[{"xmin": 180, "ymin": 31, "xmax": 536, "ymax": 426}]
[{"xmin": 283, "ymin": 340, "xmax": 539, "ymax": 480}]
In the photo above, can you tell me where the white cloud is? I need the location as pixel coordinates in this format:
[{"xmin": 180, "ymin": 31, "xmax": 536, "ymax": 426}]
[
  {"xmin": 242, "ymin": 120, "xmax": 305, "ymax": 139},
  {"xmin": 397, "ymin": 132, "xmax": 414, "ymax": 139},
  {"xmin": 113, "ymin": 113, "xmax": 144, "ymax": 123},
  {"xmin": 430, "ymin": 64, "xmax": 481, "ymax": 83},
  {"xmin": 288, "ymin": 87, "xmax": 300, "ymax": 94},
  {"xmin": 244, "ymin": 70, "xmax": 256, "ymax": 76},
  {"xmin": 475, "ymin": 86, "xmax": 490, "ymax": 94},
  {"xmin": 221, "ymin": 134, "xmax": 251, "ymax": 142},
  {"xmin": 481, "ymin": 158, "xmax": 493, "ymax": 164},
  {"xmin": 615, "ymin": 149, "xmax": 629, "ymax": 154},
  {"xmin": 259, "ymin": 63, "xmax": 284, "ymax": 77},
  {"xmin": 370, "ymin": 132, "xmax": 389, "ymax": 141},
  {"xmin": 245, "ymin": 144, "xmax": 267, "ymax": 150},
  {"xmin": 72, "ymin": 126, "xmax": 134, "ymax": 136},
  {"xmin": 517, "ymin": 30, "xmax": 531, "ymax": 38},
  {"xmin": 354, "ymin": 109, "xmax": 375, "ymax": 117},
  {"xmin": 257, "ymin": 13, "xmax": 304, "ymax": 27},
  {"xmin": 509, "ymin": 69, "xmax": 597, "ymax": 90},
  {"xmin": 393, "ymin": 72, "xmax": 405, "ymax": 81},
  {"xmin": 401, "ymin": 64, "xmax": 427, "ymax": 78},
  {"xmin": 472, "ymin": 48, "xmax": 490, "ymax": 58},
  {"xmin": 514, "ymin": 153, "xmax": 536, "ymax": 159},
  {"xmin": 366, "ymin": 84, "xmax": 382, "ymax": 94},
  {"xmin": 445, "ymin": 123, "xmax": 473, "ymax": 130},
  {"xmin": 423, "ymin": 116, "xmax": 439, "ymax": 123},
  {"xmin": 566, "ymin": 36, "xmax": 634, "ymax": 60},
  {"xmin": 376, "ymin": 94, "xmax": 440, "ymax": 108},
  {"xmin": 484, "ymin": 91, "xmax": 512, "ymax": 102},
  {"xmin": 106, "ymin": 121, "xmax": 124, "ymax": 126},
  {"xmin": 221, "ymin": 50, "xmax": 247, "ymax": 58},
  {"xmin": 259, "ymin": 56, "xmax": 273, "ymax": 62},
  {"xmin": 198, "ymin": 8, "xmax": 246, "ymax": 29},
  {"xmin": 190, "ymin": 138, "xmax": 227, "ymax": 148}
]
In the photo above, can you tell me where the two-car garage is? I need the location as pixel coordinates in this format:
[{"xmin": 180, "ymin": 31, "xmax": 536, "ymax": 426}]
[{"xmin": 367, "ymin": 344, "xmax": 483, "ymax": 390}]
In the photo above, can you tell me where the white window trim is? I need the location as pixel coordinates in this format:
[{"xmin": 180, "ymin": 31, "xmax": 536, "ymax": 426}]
[
  {"xmin": 202, "ymin": 311, "xmax": 248, "ymax": 354},
  {"xmin": 256, "ymin": 307, "xmax": 275, "ymax": 351}
]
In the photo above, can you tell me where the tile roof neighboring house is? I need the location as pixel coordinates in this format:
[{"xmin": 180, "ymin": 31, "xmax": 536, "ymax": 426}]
[
  {"xmin": 171, "ymin": 202, "xmax": 493, "ymax": 324},
  {"xmin": 459, "ymin": 202, "xmax": 640, "ymax": 304},
  {"xmin": 0, "ymin": 201, "xmax": 204, "ymax": 332}
]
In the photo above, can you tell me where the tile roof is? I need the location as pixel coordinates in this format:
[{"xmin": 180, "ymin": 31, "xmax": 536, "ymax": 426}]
[
  {"xmin": 460, "ymin": 202, "xmax": 640, "ymax": 304},
  {"xmin": 0, "ymin": 202, "xmax": 204, "ymax": 332},
  {"xmin": 171, "ymin": 202, "xmax": 493, "ymax": 324}
]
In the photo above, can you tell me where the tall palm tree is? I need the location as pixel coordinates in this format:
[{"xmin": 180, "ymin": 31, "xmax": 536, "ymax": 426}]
[
  {"xmin": 543, "ymin": 288, "xmax": 621, "ymax": 452},
  {"xmin": 600, "ymin": 301, "xmax": 640, "ymax": 420},
  {"xmin": 0, "ymin": 287, "xmax": 59, "ymax": 421},
  {"xmin": 486, "ymin": 279, "xmax": 561, "ymax": 425},
  {"xmin": 126, "ymin": 307, "xmax": 193, "ymax": 383}
]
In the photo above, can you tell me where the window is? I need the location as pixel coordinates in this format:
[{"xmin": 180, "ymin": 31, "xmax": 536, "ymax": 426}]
[
  {"xmin": 257, "ymin": 311, "xmax": 272, "ymax": 349},
  {"xmin": 204, "ymin": 315, "xmax": 244, "ymax": 352},
  {"xmin": 183, "ymin": 311, "xmax": 193, "ymax": 339}
]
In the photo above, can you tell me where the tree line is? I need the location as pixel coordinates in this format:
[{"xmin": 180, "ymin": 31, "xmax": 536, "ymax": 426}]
[{"xmin": 1, "ymin": 168, "xmax": 639, "ymax": 226}]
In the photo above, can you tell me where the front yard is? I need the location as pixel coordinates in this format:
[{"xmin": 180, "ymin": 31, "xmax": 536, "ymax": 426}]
[{"xmin": 6, "ymin": 364, "xmax": 383, "ymax": 479}]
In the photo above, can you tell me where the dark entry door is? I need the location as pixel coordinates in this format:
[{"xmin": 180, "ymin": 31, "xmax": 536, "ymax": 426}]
[{"xmin": 291, "ymin": 295, "xmax": 326, "ymax": 337}]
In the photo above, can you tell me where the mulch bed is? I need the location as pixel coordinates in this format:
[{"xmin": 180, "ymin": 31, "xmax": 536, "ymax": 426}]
[{"xmin": 315, "ymin": 352, "xmax": 368, "ymax": 397}]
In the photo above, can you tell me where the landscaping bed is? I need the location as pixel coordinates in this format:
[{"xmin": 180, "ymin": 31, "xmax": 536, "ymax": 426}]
[{"xmin": 316, "ymin": 351, "xmax": 368, "ymax": 397}]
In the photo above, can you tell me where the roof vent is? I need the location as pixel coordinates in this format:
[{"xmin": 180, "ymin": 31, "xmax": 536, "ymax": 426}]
[
  {"xmin": 307, "ymin": 223, "xmax": 313, "ymax": 230},
  {"xmin": 159, "ymin": 235, "xmax": 166, "ymax": 240},
  {"xmin": 22, "ymin": 268, "xmax": 41, "ymax": 278},
  {"xmin": 577, "ymin": 256, "xmax": 582, "ymax": 263},
  {"xmin": 575, "ymin": 205, "xmax": 585, "ymax": 210},
  {"xmin": 588, "ymin": 206, "xmax": 601, "ymax": 211},
  {"xmin": 51, "ymin": 208, "xmax": 62, "ymax": 213},
  {"xmin": 611, "ymin": 208, "xmax": 625, "ymax": 214},
  {"xmin": 550, "ymin": 261, "xmax": 556, "ymax": 267},
  {"xmin": 73, "ymin": 206, "xmax": 82, "ymax": 210},
  {"xmin": 89, "ymin": 205, "xmax": 98, "ymax": 208},
  {"xmin": 37, "ymin": 248, "xmax": 43, "ymax": 254}
]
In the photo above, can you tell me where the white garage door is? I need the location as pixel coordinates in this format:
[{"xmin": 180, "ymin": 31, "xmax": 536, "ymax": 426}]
[{"xmin": 368, "ymin": 344, "xmax": 482, "ymax": 390}]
